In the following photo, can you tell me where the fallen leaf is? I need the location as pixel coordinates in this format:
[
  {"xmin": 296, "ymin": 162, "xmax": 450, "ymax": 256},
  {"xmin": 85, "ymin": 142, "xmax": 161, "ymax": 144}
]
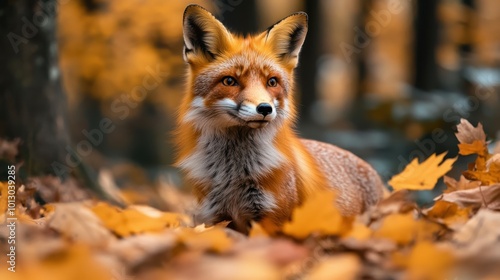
[
  {"xmin": 437, "ymin": 184, "xmax": 500, "ymax": 210},
  {"xmin": 306, "ymin": 254, "xmax": 361, "ymax": 280},
  {"xmin": 424, "ymin": 200, "xmax": 471, "ymax": 229},
  {"xmin": 177, "ymin": 226, "xmax": 233, "ymax": 253},
  {"xmin": 282, "ymin": 189, "xmax": 352, "ymax": 239},
  {"xmin": 455, "ymin": 119, "xmax": 486, "ymax": 145},
  {"xmin": 389, "ymin": 153, "xmax": 457, "ymax": 191},
  {"xmin": 406, "ymin": 241, "xmax": 454, "ymax": 280},
  {"xmin": 443, "ymin": 175, "xmax": 481, "ymax": 193},
  {"xmin": 452, "ymin": 209, "xmax": 500, "ymax": 261},
  {"xmin": 373, "ymin": 213, "xmax": 418, "ymax": 245},
  {"xmin": 249, "ymin": 222, "xmax": 269, "ymax": 238},
  {"xmin": 343, "ymin": 222, "xmax": 372, "ymax": 241},
  {"xmin": 108, "ymin": 231, "xmax": 177, "ymax": 266},
  {"xmin": 91, "ymin": 202, "xmax": 183, "ymax": 237},
  {"xmin": 47, "ymin": 202, "xmax": 115, "ymax": 246},
  {"xmin": 458, "ymin": 139, "xmax": 488, "ymax": 156}
]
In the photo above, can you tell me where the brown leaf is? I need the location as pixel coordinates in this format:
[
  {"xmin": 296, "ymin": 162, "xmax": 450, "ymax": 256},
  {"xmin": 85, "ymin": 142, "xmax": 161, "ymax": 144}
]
[
  {"xmin": 107, "ymin": 231, "xmax": 177, "ymax": 267},
  {"xmin": 455, "ymin": 119, "xmax": 486, "ymax": 145},
  {"xmin": 47, "ymin": 202, "xmax": 115, "ymax": 247},
  {"xmin": 424, "ymin": 201, "xmax": 472, "ymax": 229},
  {"xmin": 437, "ymin": 184, "xmax": 500, "ymax": 210},
  {"xmin": 452, "ymin": 209, "xmax": 500, "ymax": 261},
  {"xmin": 443, "ymin": 175, "xmax": 481, "ymax": 193},
  {"xmin": 389, "ymin": 153, "xmax": 457, "ymax": 191}
]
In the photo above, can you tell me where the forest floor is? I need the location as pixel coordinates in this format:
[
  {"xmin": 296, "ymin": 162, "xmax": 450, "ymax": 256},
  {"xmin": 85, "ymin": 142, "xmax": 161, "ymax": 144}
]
[{"xmin": 1, "ymin": 118, "xmax": 500, "ymax": 280}]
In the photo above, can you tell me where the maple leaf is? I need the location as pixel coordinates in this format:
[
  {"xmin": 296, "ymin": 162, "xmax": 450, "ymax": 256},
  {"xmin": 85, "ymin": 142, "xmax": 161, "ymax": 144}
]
[
  {"xmin": 443, "ymin": 175, "xmax": 481, "ymax": 193},
  {"xmin": 455, "ymin": 119, "xmax": 486, "ymax": 145},
  {"xmin": 389, "ymin": 153, "xmax": 457, "ymax": 191},
  {"xmin": 282, "ymin": 189, "xmax": 352, "ymax": 239}
]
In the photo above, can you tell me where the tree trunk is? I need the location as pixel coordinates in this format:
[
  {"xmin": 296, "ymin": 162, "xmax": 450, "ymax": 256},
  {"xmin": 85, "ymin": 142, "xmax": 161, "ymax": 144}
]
[{"xmin": 0, "ymin": 0, "xmax": 70, "ymax": 176}]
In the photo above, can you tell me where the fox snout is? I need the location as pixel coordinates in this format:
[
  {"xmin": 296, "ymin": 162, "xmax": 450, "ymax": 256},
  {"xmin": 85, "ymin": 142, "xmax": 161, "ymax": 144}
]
[{"xmin": 236, "ymin": 100, "xmax": 277, "ymax": 128}]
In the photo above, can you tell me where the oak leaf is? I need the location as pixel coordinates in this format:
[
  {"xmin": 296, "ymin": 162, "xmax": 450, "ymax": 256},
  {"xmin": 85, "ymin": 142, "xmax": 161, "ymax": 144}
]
[
  {"xmin": 389, "ymin": 153, "xmax": 457, "ymax": 191},
  {"xmin": 282, "ymin": 189, "xmax": 352, "ymax": 239}
]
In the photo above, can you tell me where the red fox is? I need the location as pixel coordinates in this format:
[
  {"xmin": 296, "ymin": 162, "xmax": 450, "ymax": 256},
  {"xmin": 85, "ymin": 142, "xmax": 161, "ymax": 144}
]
[{"xmin": 174, "ymin": 4, "xmax": 385, "ymax": 234}]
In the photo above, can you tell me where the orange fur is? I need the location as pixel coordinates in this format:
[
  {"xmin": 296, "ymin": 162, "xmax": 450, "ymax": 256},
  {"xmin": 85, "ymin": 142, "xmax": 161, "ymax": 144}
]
[{"xmin": 174, "ymin": 5, "xmax": 385, "ymax": 234}]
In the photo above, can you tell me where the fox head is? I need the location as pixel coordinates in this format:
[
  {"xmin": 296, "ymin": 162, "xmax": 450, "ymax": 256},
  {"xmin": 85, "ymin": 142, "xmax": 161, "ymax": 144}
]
[{"xmin": 181, "ymin": 4, "xmax": 307, "ymax": 132}]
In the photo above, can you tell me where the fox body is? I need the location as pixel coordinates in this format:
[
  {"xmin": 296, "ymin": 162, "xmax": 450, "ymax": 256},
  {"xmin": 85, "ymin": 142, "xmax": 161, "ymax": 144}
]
[{"xmin": 175, "ymin": 5, "xmax": 385, "ymax": 234}]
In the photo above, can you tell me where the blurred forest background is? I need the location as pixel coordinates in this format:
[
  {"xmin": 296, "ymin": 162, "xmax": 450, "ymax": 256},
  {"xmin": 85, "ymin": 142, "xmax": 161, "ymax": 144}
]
[{"xmin": 1, "ymin": 0, "xmax": 499, "ymax": 202}]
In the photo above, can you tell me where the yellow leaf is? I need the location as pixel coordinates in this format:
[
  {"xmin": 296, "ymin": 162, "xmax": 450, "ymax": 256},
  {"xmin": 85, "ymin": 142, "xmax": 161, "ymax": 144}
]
[
  {"xmin": 177, "ymin": 226, "xmax": 233, "ymax": 253},
  {"xmin": 91, "ymin": 202, "xmax": 183, "ymax": 237},
  {"xmin": 343, "ymin": 222, "xmax": 372, "ymax": 241},
  {"xmin": 407, "ymin": 241, "xmax": 454, "ymax": 280},
  {"xmin": 282, "ymin": 189, "xmax": 352, "ymax": 239},
  {"xmin": 389, "ymin": 153, "xmax": 457, "ymax": 191},
  {"xmin": 249, "ymin": 222, "xmax": 269, "ymax": 238},
  {"xmin": 307, "ymin": 254, "xmax": 361, "ymax": 280},
  {"xmin": 374, "ymin": 213, "xmax": 418, "ymax": 245}
]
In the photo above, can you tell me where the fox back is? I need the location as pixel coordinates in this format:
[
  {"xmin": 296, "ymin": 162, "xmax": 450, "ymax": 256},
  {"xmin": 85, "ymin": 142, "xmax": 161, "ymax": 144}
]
[{"xmin": 174, "ymin": 5, "xmax": 385, "ymax": 234}]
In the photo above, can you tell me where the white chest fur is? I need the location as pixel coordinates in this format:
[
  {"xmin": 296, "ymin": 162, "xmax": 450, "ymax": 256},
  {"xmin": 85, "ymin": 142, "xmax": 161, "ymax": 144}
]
[{"xmin": 178, "ymin": 127, "xmax": 284, "ymax": 228}]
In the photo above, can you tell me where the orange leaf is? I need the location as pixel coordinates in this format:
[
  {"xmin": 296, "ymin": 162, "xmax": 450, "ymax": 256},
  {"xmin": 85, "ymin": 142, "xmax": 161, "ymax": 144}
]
[
  {"xmin": 389, "ymin": 153, "xmax": 457, "ymax": 191},
  {"xmin": 177, "ymin": 226, "xmax": 233, "ymax": 253},
  {"xmin": 406, "ymin": 241, "xmax": 454, "ymax": 280},
  {"xmin": 373, "ymin": 213, "xmax": 418, "ymax": 245},
  {"xmin": 424, "ymin": 201, "xmax": 471, "ymax": 229},
  {"xmin": 458, "ymin": 139, "xmax": 488, "ymax": 156},
  {"xmin": 91, "ymin": 202, "xmax": 183, "ymax": 237},
  {"xmin": 282, "ymin": 189, "xmax": 352, "ymax": 239}
]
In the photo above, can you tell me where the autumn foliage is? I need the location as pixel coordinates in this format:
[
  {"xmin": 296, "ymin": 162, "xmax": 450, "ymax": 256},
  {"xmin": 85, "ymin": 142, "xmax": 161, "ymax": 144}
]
[{"xmin": 1, "ymin": 118, "xmax": 500, "ymax": 279}]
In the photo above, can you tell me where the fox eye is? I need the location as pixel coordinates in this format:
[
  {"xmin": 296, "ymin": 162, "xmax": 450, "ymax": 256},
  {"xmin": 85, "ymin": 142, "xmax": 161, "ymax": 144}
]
[
  {"xmin": 267, "ymin": 77, "xmax": 278, "ymax": 87},
  {"xmin": 222, "ymin": 76, "xmax": 237, "ymax": 86}
]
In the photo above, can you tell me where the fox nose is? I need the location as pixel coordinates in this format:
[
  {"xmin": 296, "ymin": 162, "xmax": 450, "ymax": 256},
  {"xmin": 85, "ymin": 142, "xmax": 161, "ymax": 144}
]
[{"xmin": 256, "ymin": 103, "xmax": 273, "ymax": 117}]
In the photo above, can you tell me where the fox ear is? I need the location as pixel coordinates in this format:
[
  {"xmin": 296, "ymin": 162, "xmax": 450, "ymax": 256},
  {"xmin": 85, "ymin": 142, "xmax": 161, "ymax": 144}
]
[
  {"xmin": 263, "ymin": 12, "xmax": 308, "ymax": 68},
  {"xmin": 183, "ymin": 5, "xmax": 232, "ymax": 63}
]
